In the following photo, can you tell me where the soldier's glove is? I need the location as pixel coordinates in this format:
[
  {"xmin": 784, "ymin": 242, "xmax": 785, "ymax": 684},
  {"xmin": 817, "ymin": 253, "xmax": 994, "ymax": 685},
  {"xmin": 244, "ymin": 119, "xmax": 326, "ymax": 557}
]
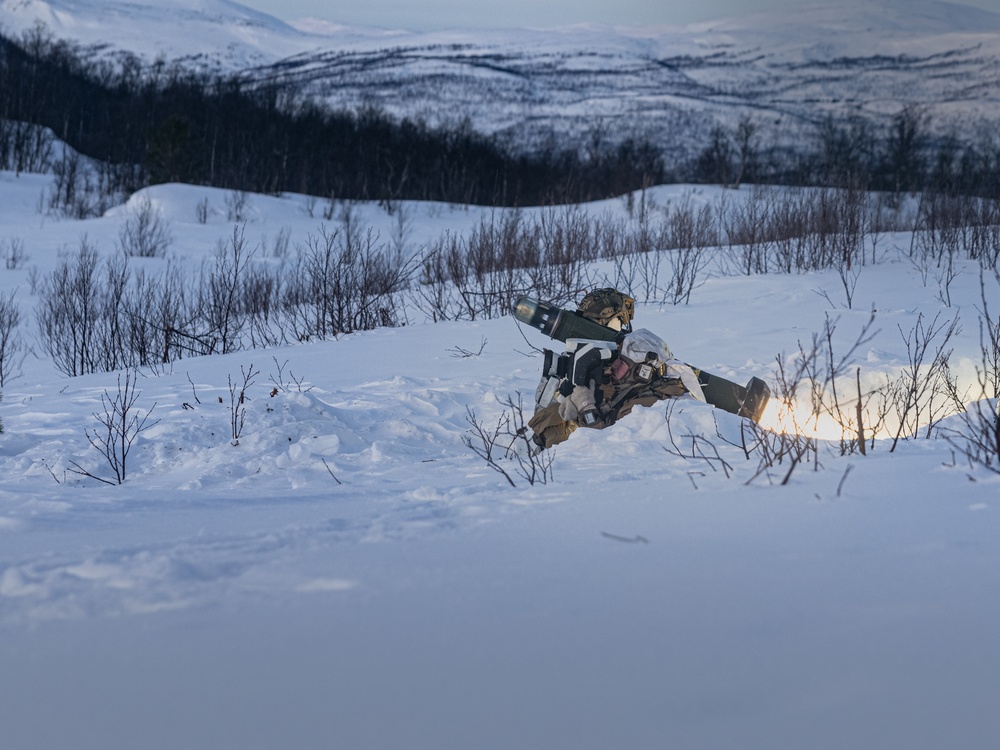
[{"xmin": 558, "ymin": 383, "xmax": 604, "ymax": 428}]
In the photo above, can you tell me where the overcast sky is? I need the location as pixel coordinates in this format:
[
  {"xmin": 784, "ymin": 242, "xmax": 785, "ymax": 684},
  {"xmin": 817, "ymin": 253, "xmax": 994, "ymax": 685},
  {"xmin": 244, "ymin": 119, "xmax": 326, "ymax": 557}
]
[{"xmin": 237, "ymin": 0, "xmax": 1000, "ymax": 31}]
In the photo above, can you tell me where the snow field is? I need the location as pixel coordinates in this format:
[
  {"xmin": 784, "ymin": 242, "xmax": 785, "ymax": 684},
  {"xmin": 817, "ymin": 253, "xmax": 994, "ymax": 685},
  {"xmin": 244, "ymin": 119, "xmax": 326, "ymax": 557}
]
[{"xmin": 0, "ymin": 173, "xmax": 999, "ymax": 749}]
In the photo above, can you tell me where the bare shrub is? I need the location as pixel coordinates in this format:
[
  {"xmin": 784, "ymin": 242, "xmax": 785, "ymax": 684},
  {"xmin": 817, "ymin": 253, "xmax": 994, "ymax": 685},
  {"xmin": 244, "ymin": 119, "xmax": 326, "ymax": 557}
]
[
  {"xmin": 36, "ymin": 239, "xmax": 204, "ymax": 374},
  {"xmin": 696, "ymin": 311, "xmax": 881, "ymax": 486},
  {"xmin": 269, "ymin": 226, "xmax": 292, "ymax": 260},
  {"xmin": 241, "ymin": 263, "xmax": 285, "ymax": 349},
  {"xmin": 942, "ymin": 397, "xmax": 1000, "ymax": 474},
  {"xmin": 47, "ymin": 149, "xmax": 117, "ymax": 219},
  {"xmin": 464, "ymin": 394, "xmax": 554, "ymax": 487},
  {"xmin": 225, "ymin": 190, "xmax": 250, "ymax": 222},
  {"xmin": 3, "ymin": 238, "xmax": 29, "ymax": 270},
  {"xmin": 68, "ymin": 368, "xmax": 158, "ymax": 485},
  {"xmin": 27, "ymin": 265, "xmax": 42, "ymax": 295},
  {"xmin": 663, "ymin": 196, "xmax": 714, "ymax": 304},
  {"xmin": 532, "ymin": 206, "xmax": 600, "ymax": 302},
  {"xmin": 662, "ymin": 401, "xmax": 734, "ymax": 480},
  {"xmin": 720, "ymin": 185, "xmax": 774, "ymax": 275},
  {"xmin": 198, "ymin": 224, "xmax": 255, "ymax": 354},
  {"xmin": 5, "ymin": 121, "xmax": 54, "ymax": 175},
  {"xmin": 462, "ymin": 211, "xmax": 542, "ymax": 318},
  {"xmin": 0, "ymin": 290, "xmax": 25, "ymax": 387},
  {"xmin": 268, "ymin": 356, "xmax": 311, "ymax": 394},
  {"xmin": 413, "ymin": 213, "xmax": 542, "ymax": 322},
  {"xmin": 196, "ymin": 197, "xmax": 209, "ymax": 224},
  {"xmin": 811, "ymin": 311, "xmax": 882, "ymax": 455},
  {"xmin": 940, "ymin": 270, "xmax": 1000, "ymax": 472},
  {"xmin": 412, "ymin": 237, "xmax": 462, "ymax": 323},
  {"xmin": 739, "ymin": 341, "xmax": 825, "ymax": 484},
  {"xmin": 610, "ymin": 210, "xmax": 666, "ymax": 302},
  {"xmin": 120, "ymin": 263, "xmax": 191, "ymax": 365},
  {"xmin": 880, "ymin": 312, "xmax": 960, "ymax": 451},
  {"xmin": 769, "ymin": 190, "xmax": 814, "ymax": 273},
  {"xmin": 117, "ymin": 195, "xmax": 172, "ymax": 258},
  {"xmin": 742, "ymin": 417, "xmax": 818, "ymax": 486},
  {"xmin": 229, "ymin": 363, "xmax": 259, "ymax": 445},
  {"xmin": 282, "ymin": 222, "xmax": 415, "ymax": 340},
  {"xmin": 36, "ymin": 238, "xmax": 103, "ymax": 376}
]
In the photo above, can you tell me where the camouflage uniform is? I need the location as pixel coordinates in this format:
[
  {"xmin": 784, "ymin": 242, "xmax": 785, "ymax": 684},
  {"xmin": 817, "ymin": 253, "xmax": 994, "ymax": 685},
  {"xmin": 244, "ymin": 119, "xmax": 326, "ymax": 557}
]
[{"xmin": 528, "ymin": 289, "xmax": 705, "ymax": 450}]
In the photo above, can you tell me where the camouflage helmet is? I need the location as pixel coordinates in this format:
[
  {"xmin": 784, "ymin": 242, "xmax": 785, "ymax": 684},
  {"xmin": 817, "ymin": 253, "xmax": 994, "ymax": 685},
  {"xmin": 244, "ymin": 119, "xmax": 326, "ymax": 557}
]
[{"xmin": 577, "ymin": 288, "xmax": 635, "ymax": 331}]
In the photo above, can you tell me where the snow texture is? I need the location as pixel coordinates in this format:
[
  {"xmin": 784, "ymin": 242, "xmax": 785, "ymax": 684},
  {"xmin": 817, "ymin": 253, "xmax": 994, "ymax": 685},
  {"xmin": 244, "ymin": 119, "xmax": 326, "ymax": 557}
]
[
  {"xmin": 1, "ymin": 2, "xmax": 1000, "ymax": 745},
  {"xmin": 0, "ymin": 170, "xmax": 999, "ymax": 749}
]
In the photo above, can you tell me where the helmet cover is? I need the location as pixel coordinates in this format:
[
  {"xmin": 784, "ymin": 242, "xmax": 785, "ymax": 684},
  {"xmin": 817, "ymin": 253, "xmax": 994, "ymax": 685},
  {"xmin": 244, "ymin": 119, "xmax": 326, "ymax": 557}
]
[{"xmin": 577, "ymin": 288, "xmax": 635, "ymax": 330}]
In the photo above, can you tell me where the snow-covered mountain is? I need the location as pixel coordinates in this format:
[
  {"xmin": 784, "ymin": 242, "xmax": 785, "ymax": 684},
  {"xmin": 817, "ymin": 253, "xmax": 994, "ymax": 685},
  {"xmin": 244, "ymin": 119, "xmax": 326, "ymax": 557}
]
[{"xmin": 3, "ymin": 0, "xmax": 1000, "ymax": 159}]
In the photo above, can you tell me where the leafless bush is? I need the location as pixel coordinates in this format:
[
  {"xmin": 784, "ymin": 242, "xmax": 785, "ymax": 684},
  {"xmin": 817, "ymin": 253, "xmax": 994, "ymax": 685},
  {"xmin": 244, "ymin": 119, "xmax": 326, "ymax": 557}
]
[
  {"xmin": 611, "ymin": 242, "xmax": 662, "ymax": 302},
  {"xmin": 811, "ymin": 311, "xmax": 882, "ymax": 455},
  {"xmin": 720, "ymin": 186, "xmax": 774, "ymax": 275},
  {"xmin": 3, "ymin": 238, "xmax": 29, "ymax": 270},
  {"xmin": 412, "ymin": 210, "xmax": 587, "ymax": 322},
  {"xmin": 662, "ymin": 401, "xmax": 734, "ymax": 479},
  {"xmin": 68, "ymin": 368, "xmax": 158, "ymax": 485},
  {"xmin": 911, "ymin": 192, "xmax": 1000, "ymax": 269},
  {"xmin": 720, "ymin": 186, "xmax": 879, "ymax": 278},
  {"xmin": 322, "ymin": 195, "xmax": 338, "ymax": 221},
  {"xmin": 117, "ymin": 195, "xmax": 172, "ymax": 258},
  {"xmin": 879, "ymin": 312, "xmax": 960, "ymax": 451},
  {"xmin": 0, "ymin": 289, "xmax": 25, "ymax": 387},
  {"xmin": 269, "ymin": 226, "xmax": 292, "ymax": 260},
  {"xmin": 941, "ymin": 397, "xmax": 1000, "ymax": 474},
  {"xmin": 268, "ymin": 356, "xmax": 311, "ymax": 394},
  {"xmin": 462, "ymin": 211, "xmax": 544, "ymax": 318},
  {"xmin": 241, "ymin": 262, "xmax": 285, "ymax": 349},
  {"xmin": 975, "ymin": 270, "xmax": 1000, "ymax": 399},
  {"xmin": 229, "ymin": 363, "xmax": 259, "ymax": 445},
  {"xmin": 27, "ymin": 265, "xmax": 41, "ymax": 295},
  {"xmin": 741, "ymin": 418, "xmax": 818, "ymax": 486},
  {"xmin": 225, "ymin": 190, "xmax": 250, "ymax": 222},
  {"xmin": 36, "ymin": 238, "xmax": 103, "ymax": 376},
  {"xmin": 532, "ymin": 206, "xmax": 600, "ymax": 301},
  {"xmin": 448, "ymin": 337, "xmax": 487, "ymax": 358},
  {"xmin": 463, "ymin": 393, "xmax": 554, "ymax": 487},
  {"xmin": 412, "ymin": 238, "xmax": 463, "ymax": 322},
  {"xmin": 825, "ymin": 184, "xmax": 868, "ymax": 273},
  {"xmin": 121, "ymin": 262, "xmax": 193, "ymax": 364},
  {"xmin": 741, "ymin": 341, "xmax": 826, "ymax": 484},
  {"xmin": 36, "ymin": 239, "xmax": 202, "ymax": 374},
  {"xmin": 47, "ymin": 149, "xmax": 117, "ymax": 219},
  {"xmin": 935, "ymin": 251, "xmax": 960, "ymax": 307},
  {"xmin": 196, "ymin": 197, "xmax": 209, "ymax": 224},
  {"xmin": 663, "ymin": 196, "xmax": 715, "ymax": 304},
  {"xmin": 769, "ymin": 190, "xmax": 815, "ymax": 273},
  {"xmin": 1, "ymin": 120, "xmax": 54, "ymax": 175},
  {"xmin": 198, "ymin": 224, "xmax": 255, "ymax": 355},
  {"xmin": 940, "ymin": 270, "xmax": 1000, "ymax": 472},
  {"xmin": 706, "ymin": 311, "xmax": 880, "ymax": 486},
  {"xmin": 282, "ymin": 222, "xmax": 415, "ymax": 340}
]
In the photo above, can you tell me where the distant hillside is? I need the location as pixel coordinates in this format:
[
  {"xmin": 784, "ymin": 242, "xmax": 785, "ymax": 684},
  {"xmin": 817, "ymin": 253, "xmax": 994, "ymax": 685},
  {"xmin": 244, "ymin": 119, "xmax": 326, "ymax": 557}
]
[
  {"xmin": 3, "ymin": 0, "xmax": 1000, "ymax": 201},
  {"xmin": 3, "ymin": 0, "xmax": 1000, "ymax": 168}
]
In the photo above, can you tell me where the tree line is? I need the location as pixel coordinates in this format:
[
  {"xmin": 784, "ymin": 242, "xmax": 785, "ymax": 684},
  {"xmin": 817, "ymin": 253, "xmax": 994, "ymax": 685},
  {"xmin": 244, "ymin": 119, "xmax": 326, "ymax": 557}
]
[
  {"xmin": 3, "ymin": 23, "xmax": 1000, "ymax": 208},
  {"xmin": 0, "ymin": 24, "xmax": 665, "ymax": 207},
  {"xmin": 691, "ymin": 110, "xmax": 1000, "ymax": 200}
]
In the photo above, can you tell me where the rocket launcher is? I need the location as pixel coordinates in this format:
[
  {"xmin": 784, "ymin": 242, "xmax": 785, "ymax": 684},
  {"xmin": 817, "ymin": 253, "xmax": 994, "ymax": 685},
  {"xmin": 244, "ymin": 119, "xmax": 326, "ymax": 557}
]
[{"xmin": 513, "ymin": 296, "xmax": 770, "ymax": 422}]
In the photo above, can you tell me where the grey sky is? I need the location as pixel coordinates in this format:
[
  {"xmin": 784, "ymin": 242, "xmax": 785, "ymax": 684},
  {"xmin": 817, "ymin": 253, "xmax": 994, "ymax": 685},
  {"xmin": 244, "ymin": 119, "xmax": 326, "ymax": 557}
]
[{"xmin": 237, "ymin": 0, "xmax": 1000, "ymax": 31}]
